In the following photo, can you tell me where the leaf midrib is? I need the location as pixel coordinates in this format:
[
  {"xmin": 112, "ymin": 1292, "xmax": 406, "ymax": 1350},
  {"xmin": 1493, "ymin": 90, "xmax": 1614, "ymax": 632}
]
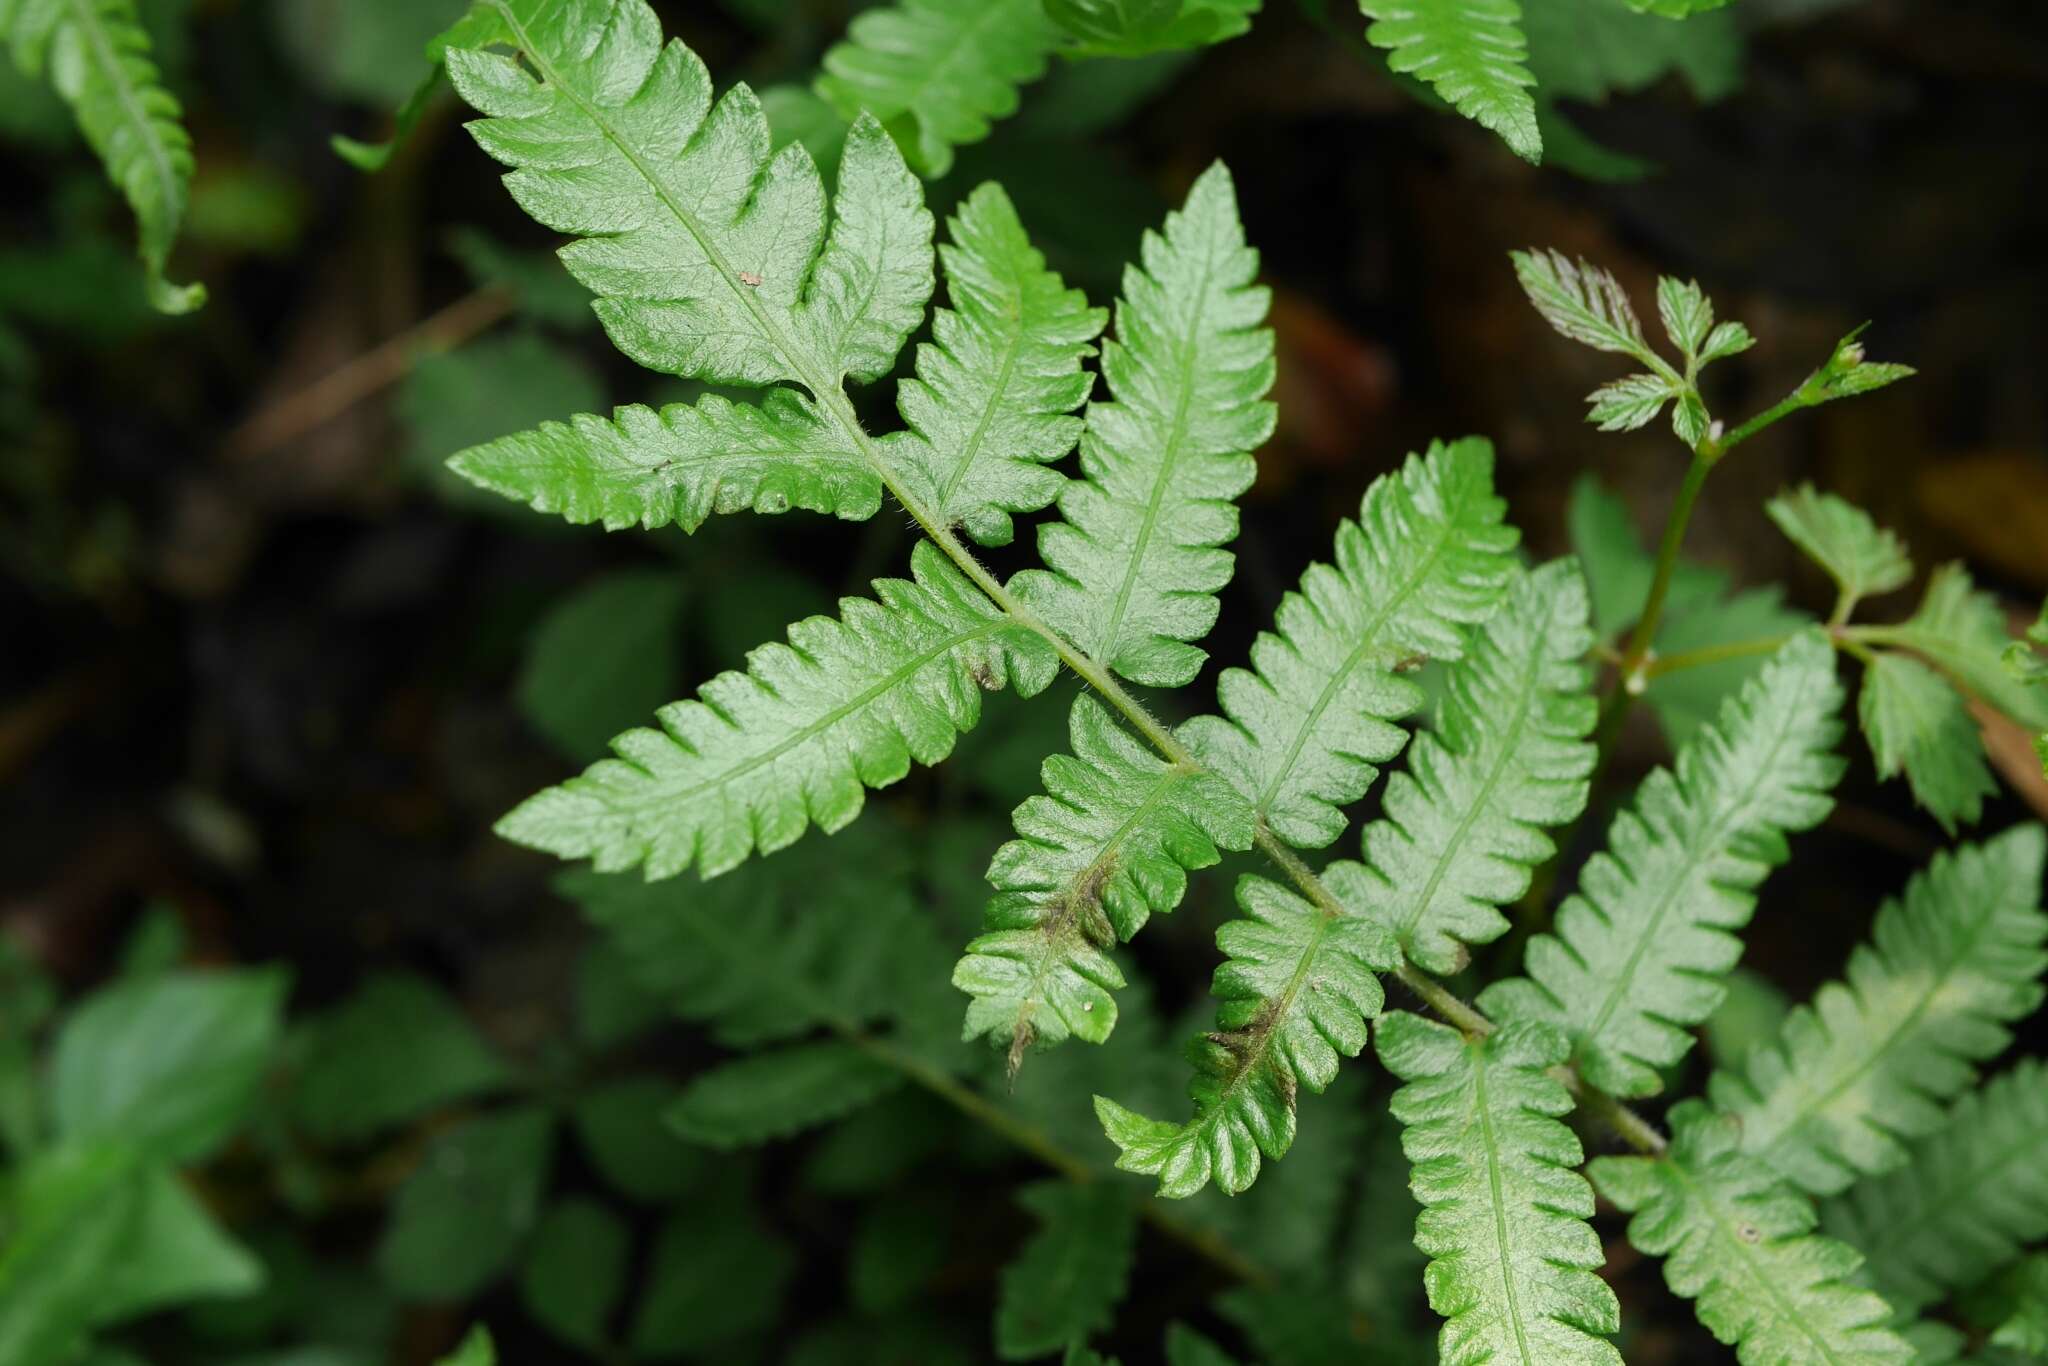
[
  {"xmin": 1470, "ymin": 1043, "xmax": 1539, "ymax": 1364},
  {"xmin": 65, "ymin": 0, "xmax": 178, "ymax": 241},
  {"xmin": 1397, "ymin": 592, "xmax": 1559, "ymax": 947},
  {"xmin": 1668, "ymin": 1159, "xmax": 1864, "ymax": 1365},
  {"xmin": 935, "ymin": 276, "xmax": 1033, "ymax": 514},
  {"xmin": 1741, "ymin": 877, "xmax": 2014, "ymax": 1164},
  {"xmin": 1253, "ymin": 507, "xmax": 1463, "ymax": 818},
  {"xmin": 618, "ymin": 617, "xmax": 1008, "ymax": 816},
  {"xmin": 1574, "ymin": 660, "xmax": 1818, "ymax": 1068},
  {"xmin": 1094, "ymin": 247, "xmax": 1219, "ymax": 672}
]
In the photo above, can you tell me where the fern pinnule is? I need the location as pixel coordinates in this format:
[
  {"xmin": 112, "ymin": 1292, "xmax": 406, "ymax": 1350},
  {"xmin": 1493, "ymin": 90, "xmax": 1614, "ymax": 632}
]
[
  {"xmin": 1479, "ymin": 632, "xmax": 1847, "ymax": 1097},
  {"xmin": 1180, "ymin": 436, "xmax": 1520, "ymax": 850},
  {"xmin": 1379, "ymin": 1012, "xmax": 1623, "ymax": 1365},
  {"xmin": 1342, "ymin": 558, "xmax": 1598, "ymax": 973},
  {"xmin": 1093, "ymin": 873, "xmax": 1396, "ymax": 1197},
  {"xmin": 1591, "ymin": 1100, "xmax": 1915, "ymax": 1366},
  {"xmin": 500, "ymin": 543, "xmax": 1057, "ymax": 880},
  {"xmin": 1359, "ymin": 0, "xmax": 1541, "ymax": 164},
  {"xmin": 448, "ymin": 4, "xmax": 933, "ymax": 392},
  {"xmin": 1709, "ymin": 824, "xmax": 2048, "ymax": 1196},
  {"xmin": 955, "ymin": 698, "xmax": 1255, "ymax": 1059},
  {"xmin": 885, "ymin": 183, "xmax": 1107, "ymax": 548},
  {"xmin": 2, "ymin": 0, "xmax": 204, "ymax": 312},
  {"xmin": 1821, "ymin": 1060, "xmax": 2048, "ymax": 1318},
  {"xmin": 816, "ymin": 0, "xmax": 1061, "ymax": 178},
  {"xmin": 1011, "ymin": 161, "xmax": 1275, "ymax": 691}
]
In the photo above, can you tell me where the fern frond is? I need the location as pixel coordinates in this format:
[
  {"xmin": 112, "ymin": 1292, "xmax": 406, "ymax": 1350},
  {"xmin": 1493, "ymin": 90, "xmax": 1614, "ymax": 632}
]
[
  {"xmin": 2, "ymin": 0, "xmax": 203, "ymax": 312},
  {"xmin": 1342, "ymin": 559, "xmax": 1598, "ymax": 973},
  {"xmin": 994, "ymin": 1180, "xmax": 1140, "ymax": 1361},
  {"xmin": 558, "ymin": 812, "xmax": 946, "ymax": 1048},
  {"xmin": 1377, "ymin": 1012, "xmax": 1623, "ymax": 1365},
  {"xmin": 1822, "ymin": 1061, "xmax": 2048, "ymax": 1317},
  {"xmin": 501, "ymin": 542, "xmax": 1056, "ymax": 879},
  {"xmin": 448, "ymin": 389, "xmax": 879, "ymax": 532},
  {"xmin": 816, "ymin": 0, "xmax": 1061, "ymax": 177},
  {"xmin": 1011, "ymin": 162, "xmax": 1276, "ymax": 690},
  {"xmin": 1479, "ymin": 633, "xmax": 1846, "ymax": 1096},
  {"xmin": 1358, "ymin": 0, "xmax": 1541, "ymax": 164},
  {"xmin": 1180, "ymin": 437, "xmax": 1520, "ymax": 848},
  {"xmin": 667, "ymin": 1042, "xmax": 904, "ymax": 1148},
  {"xmin": 1093, "ymin": 873, "xmax": 1396, "ymax": 1196},
  {"xmin": 447, "ymin": 3, "xmax": 932, "ymax": 390},
  {"xmin": 1589, "ymin": 1100, "xmax": 1915, "ymax": 1366},
  {"xmin": 883, "ymin": 183, "xmax": 1107, "ymax": 548},
  {"xmin": 1709, "ymin": 826, "xmax": 2048, "ymax": 1196},
  {"xmin": 1048, "ymin": 0, "xmax": 1263, "ymax": 57},
  {"xmin": 955, "ymin": 697, "xmax": 1255, "ymax": 1058}
]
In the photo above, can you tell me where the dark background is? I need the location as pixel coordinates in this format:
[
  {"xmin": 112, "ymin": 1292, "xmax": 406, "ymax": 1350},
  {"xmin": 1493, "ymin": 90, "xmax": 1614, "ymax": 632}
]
[{"xmin": 5, "ymin": 0, "xmax": 2048, "ymax": 1360}]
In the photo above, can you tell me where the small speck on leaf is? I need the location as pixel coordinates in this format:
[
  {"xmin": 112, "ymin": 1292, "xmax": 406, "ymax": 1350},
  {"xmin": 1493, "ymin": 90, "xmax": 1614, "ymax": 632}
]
[{"xmin": 738, "ymin": 271, "xmax": 763, "ymax": 287}]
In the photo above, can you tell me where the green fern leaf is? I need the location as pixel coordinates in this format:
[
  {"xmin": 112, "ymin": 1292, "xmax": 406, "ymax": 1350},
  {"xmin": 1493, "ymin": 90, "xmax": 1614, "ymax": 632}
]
[
  {"xmin": 1377, "ymin": 1012, "xmax": 1623, "ymax": 1364},
  {"xmin": 1180, "ymin": 437, "xmax": 1520, "ymax": 848},
  {"xmin": 994, "ymin": 1180, "xmax": 1140, "ymax": 1361},
  {"xmin": 1589, "ymin": 1100, "xmax": 1915, "ymax": 1366},
  {"xmin": 1621, "ymin": 0, "xmax": 1730, "ymax": 15},
  {"xmin": 558, "ymin": 814, "xmax": 943, "ymax": 1048},
  {"xmin": 1342, "ymin": 559, "xmax": 1598, "ymax": 973},
  {"xmin": 883, "ymin": 183, "xmax": 1107, "ymax": 547},
  {"xmin": 1479, "ymin": 633, "xmax": 1847, "ymax": 1096},
  {"xmin": 502, "ymin": 542, "xmax": 1057, "ymax": 879},
  {"xmin": 1858, "ymin": 652, "xmax": 1997, "ymax": 833},
  {"xmin": 1709, "ymin": 826, "xmax": 2048, "ymax": 1197},
  {"xmin": 447, "ymin": 1, "xmax": 932, "ymax": 390},
  {"xmin": 1011, "ymin": 162, "xmax": 1276, "ymax": 689},
  {"xmin": 1, "ymin": 0, "xmax": 203, "ymax": 312},
  {"xmin": 1048, "ymin": 0, "xmax": 1262, "ymax": 57},
  {"xmin": 667, "ymin": 1042, "xmax": 904, "ymax": 1148},
  {"xmin": 1868, "ymin": 564, "xmax": 2048, "ymax": 732},
  {"xmin": 1822, "ymin": 1061, "xmax": 2048, "ymax": 1317},
  {"xmin": 1765, "ymin": 485, "xmax": 1913, "ymax": 613},
  {"xmin": 1093, "ymin": 873, "xmax": 1397, "ymax": 1196},
  {"xmin": 816, "ymin": 0, "xmax": 1061, "ymax": 177},
  {"xmin": 955, "ymin": 697, "xmax": 1255, "ymax": 1057},
  {"xmin": 1359, "ymin": 0, "xmax": 1541, "ymax": 164},
  {"xmin": 449, "ymin": 389, "xmax": 879, "ymax": 532}
]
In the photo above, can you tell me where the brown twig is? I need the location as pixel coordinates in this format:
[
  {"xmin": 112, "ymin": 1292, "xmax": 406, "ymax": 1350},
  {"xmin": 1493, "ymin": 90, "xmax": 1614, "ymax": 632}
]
[{"xmin": 222, "ymin": 286, "xmax": 515, "ymax": 462}]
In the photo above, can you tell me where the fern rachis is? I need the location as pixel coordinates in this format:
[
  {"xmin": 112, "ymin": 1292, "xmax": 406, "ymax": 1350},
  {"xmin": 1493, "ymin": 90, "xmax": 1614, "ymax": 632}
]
[{"xmin": 411, "ymin": 7, "xmax": 2047, "ymax": 1358}]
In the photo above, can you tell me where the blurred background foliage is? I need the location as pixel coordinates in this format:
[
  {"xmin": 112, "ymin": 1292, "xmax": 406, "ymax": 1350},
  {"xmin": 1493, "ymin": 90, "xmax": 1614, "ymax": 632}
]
[{"xmin": 4, "ymin": 0, "xmax": 2048, "ymax": 1362}]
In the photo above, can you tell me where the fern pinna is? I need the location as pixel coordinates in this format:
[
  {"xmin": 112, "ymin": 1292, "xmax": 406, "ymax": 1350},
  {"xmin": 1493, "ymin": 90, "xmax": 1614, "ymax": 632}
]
[{"xmin": 415, "ymin": 1, "xmax": 2048, "ymax": 1360}]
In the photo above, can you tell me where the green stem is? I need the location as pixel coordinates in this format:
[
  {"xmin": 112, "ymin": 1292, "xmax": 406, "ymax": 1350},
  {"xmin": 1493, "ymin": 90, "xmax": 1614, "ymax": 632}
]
[
  {"xmin": 1709, "ymin": 390, "xmax": 1809, "ymax": 460},
  {"xmin": 1643, "ymin": 633, "xmax": 1795, "ymax": 680},
  {"xmin": 845, "ymin": 1033, "xmax": 1275, "ymax": 1288},
  {"xmin": 1616, "ymin": 451, "xmax": 1713, "ymax": 691}
]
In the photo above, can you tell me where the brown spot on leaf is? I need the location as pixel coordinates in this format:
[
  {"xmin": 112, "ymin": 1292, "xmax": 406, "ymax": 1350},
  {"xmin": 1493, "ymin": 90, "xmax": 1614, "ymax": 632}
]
[{"xmin": 738, "ymin": 271, "xmax": 763, "ymax": 287}]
